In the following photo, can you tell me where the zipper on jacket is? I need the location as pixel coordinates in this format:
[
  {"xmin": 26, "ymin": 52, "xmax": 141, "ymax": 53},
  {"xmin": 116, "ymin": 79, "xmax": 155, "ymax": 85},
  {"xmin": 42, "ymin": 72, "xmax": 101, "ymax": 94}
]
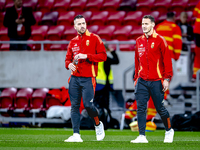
[{"xmin": 146, "ymin": 38, "xmax": 149, "ymax": 79}]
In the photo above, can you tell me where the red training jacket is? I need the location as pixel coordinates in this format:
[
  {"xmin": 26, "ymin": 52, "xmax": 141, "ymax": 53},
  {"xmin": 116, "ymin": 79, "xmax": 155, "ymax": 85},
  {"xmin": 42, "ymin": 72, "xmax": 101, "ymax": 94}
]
[
  {"xmin": 65, "ymin": 29, "xmax": 107, "ymax": 77},
  {"xmin": 134, "ymin": 30, "xmax": 173, "ymax": 81},
  {"xmin": 193, "ymin": 1, "xmax": 200, "ymax": 34}
]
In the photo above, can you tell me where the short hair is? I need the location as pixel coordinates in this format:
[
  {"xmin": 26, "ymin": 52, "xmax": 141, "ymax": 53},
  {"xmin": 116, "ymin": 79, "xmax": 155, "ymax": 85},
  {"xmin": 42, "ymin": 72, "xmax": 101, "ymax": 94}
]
[
  {"xmin": 74, "ymin": 15, "xmax": 84, "ymax": 21},
  {"xmin": 167, "ymin": 12, "xmax": 175, "ymax": 19},
  {"xmin": 143, "ymin": 15, "xmax": 155, "ymax": 23}
]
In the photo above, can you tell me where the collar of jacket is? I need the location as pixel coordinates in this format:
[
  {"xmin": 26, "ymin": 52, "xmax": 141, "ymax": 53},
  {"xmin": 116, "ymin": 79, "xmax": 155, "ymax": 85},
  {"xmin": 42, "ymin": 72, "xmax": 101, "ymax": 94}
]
[
  {"xmin": 77, "ymin": 29, "xmax": 91, "ymax": 38},
  {"xmin": 143, "ymin": 29, "xmax": 158, "ymax": 39}
]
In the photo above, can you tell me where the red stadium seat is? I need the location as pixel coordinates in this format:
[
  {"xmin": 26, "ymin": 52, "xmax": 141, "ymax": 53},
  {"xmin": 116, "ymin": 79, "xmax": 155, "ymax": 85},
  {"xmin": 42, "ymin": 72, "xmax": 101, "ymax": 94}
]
[
  {"xmin": 69, "ymin": 0, "xmax": 87, "ymax": 11},
  {"xmin": 85, "ymin": 0, "xmax": 104, "ymax": 11},
  {"xmin": 90, "ymin": 11, "xmax": 109, "ymax": 26},
  {"xmin": 75, "ymin": 11, "xmax": 93, "ymax": 25},
  {"xmin": 62, "ymin": 26, "xmax": 77, "ymax": 41},
  {"xmin": 187, "ymin": 0, "xmax": 199, "ymax": 11},
  {"xmin": 0, "ymin": 0, "xmax": 5, "ymax": 11},
  {"xmin": 0, "ymin": 87, "xmax": 17, "ymax": 116},
  {"xmin": 129, "ymin": 25, "xmax": 143, "ymax": 40},
  {"xmin": 49, "ymin": 40, "xmax": 68, "ymax": 51},
  {"xmin": 106, "ymin": 11, "xmax": 126, "ymax": 26},
  {"xmin": 5, "ymin": 0, "xmax": 13, "ymax": 9},
  {"xmin": 120, "ymin": 40, "xmax": 136, "ymax": 51},
  {"xmin": 31, "ymin": 88, "xmax": 49, "ymax": 110},
  {"xmin": 23, "ymin": 0, "xmax": 38, "ymax": 10},
  {"xmin": 119, "ymin": 0, "xmax": 137, "ymax": 11},
  {"xmin": 136, "ymin": 0, "xmax": 156, "ymax": 12},
  {"xmin": 113, "ymin": 25, "xmax": 133, "ymax": 41},
  {"xmin": 37, "ymin": 0, "xmax": 55, "ymax": 13},
  {"xmin": 57, "ymin": 11, "xmax": 76, "ymax": 26},
  {"xmin": 101, "ymin": 0, "xmax": 121, "ymax": 11},
  {"xmin": 41, "ymin": 11, "xmax": 59, "ymax": 26},
  {"xmin": 46, "ymin": 25, "xmax": 65, "ymax": 40},
  {"xmin": 87, "ymin": 25, "xmax": 100, "ymax": 34},
  {"xmin": 0, "ymin": 43, "xmax": 9, "ymax": 51},
  {"xmin": 53, "ymin": 0, "xmax": 71, "ymax": 12},
  {"xmin": 149, "ymin": 11, "xmax": 160, "ymax": 24},
  {"xmin": 31, "ymin": 25, "xmax": 49, "ymax": 40},
  {"xmin": 97, "ymin": 25, "xmax": 116, "ymax": 40},
  {"xmin": 123, "ymin": 11, "xmax": 143, "ymax": 26},
  {"xmin": 153, "ymin": 0, "xmax": 172, "ymax": 14},
  {"xmin": 46, "ymin": 90, "xmax": 63, "ymax": 109},
  {"xmin": 0, "ymin": 26, "xmax": 9, "ymax": 41},
  {"xmin": 14, "ymin": 88, "xmax": 33, "ymax": 116},
  {"xmin": 171, "ymin": 0, "xmax": 189, "ymax": 13},
  {"xmin": 33, "ymin": 11, "xmax": 43, "ymax": 25}
]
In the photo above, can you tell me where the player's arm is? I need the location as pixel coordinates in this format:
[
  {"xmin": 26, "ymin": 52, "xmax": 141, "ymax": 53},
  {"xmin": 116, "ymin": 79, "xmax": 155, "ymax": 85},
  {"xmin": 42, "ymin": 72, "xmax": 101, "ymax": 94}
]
[
  {"xmin": 134, "ymin": 42, "xmax": 139, "ymax": 82},
  {"xmin": 65, "ymin": 42, "xmax": 74, "ymax": 70},
  {"xmin": 173, "ymin": 25, "xmax": 182, "ymax": 61}
]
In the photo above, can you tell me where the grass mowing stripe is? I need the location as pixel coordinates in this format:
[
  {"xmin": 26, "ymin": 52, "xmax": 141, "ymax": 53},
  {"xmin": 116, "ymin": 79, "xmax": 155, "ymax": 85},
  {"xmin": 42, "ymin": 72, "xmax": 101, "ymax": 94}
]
[{"xmin": 0, "ymin": 128, "xmax": 200, "ymax": 150}]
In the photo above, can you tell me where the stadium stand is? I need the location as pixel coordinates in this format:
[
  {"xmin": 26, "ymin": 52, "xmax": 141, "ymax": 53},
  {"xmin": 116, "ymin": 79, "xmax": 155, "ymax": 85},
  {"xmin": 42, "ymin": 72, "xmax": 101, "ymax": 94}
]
[
  {"xmin": 53, "ymin": 0, "xmax": 71, "ymax": 12},
  {"xmin": 69, "ymin": 0, "xmax": 87, "ymax": 11},
  {"xmin": 62, "ymin": 26, "xmax": 77, "ymax": 41},
  {"xmin": 0, "ymin": 0, "xmax": 5, "ymax": 12},
  {"xmin": 57, "ymin": 11, "xmax": 76, "ymax": 26},
  {"xmin": 123, "ymin": 11, "xmax": 143, "ymax": 26},
  {"xmin": 0, "ymin": 12, "xmax": 5, "ymax": 27},
  {"xmin": 101, "ymin": 0, "xmax": 121, "ymax": 11},
  {"xmin": 106, "ymin": 11, "xmax": 126, "ymax": 25},
  {"xmin": 118, "ymin": 0, "xmax": 137, "ymax": 11},
  {"xmin": 33, "ymin": 11, "xmax": 43, "ymax": 25},
  {"xmin": 129, "ymin": 25, "xmax": 143, "ymax": 40},
  {"xmin": 87, "ymin": 25, "xmax": 100, "ymax": 34},
  {"xmin": 23, "ymin": 0, "xmax": 38, "ymax": 11},
  {"xmin": 153, "ymin": 0, "xmax": 172, "ymax": 14},
  {"xmin": 75, "ymin": 11, "xmax": 93, "ymax": 24},
  {"xmin": 90, "ymin": 11, "xmax": 109, "ymax": 25},
  {"xmin": 36, "ymin": 0, "xmax": 55, "ymax": 13},
  {"xmin": 0, "ymin": 26, "xmax": 9, "ymax": 41},
  {"xmin": 46, "ymin": 94, "xmax": 62, "ymax": 109},
  {"xmin": 85, "ymin": 0, "xmax": 104, "ymax": 11},
  {"xmin": 97, "ymin": 25, "xmax": 117, "ymax": 40},
  {"xmin": 113, "ymin": 25, "xmax": 133, "ymax": 40},
  {"xmin": 46, "ymin": 25, "xmax": 65, "ymax": 40},
  {"xmin": 41, "ymin": 11, "xmax": 59, "ymax": 26},
  {"xmin": 187, "ymin": 0, "xmax": 199, "ymax": 11},
  {"xmin": 171, "ymin": 0, "xmax": 189, "ymax": 13},
  {"xmin": 119, "ymin": 39, "xmax": 136, "ymax": 51},
  {"xmin": 4, "ymin": 0, "xmax": 13, "ymax": 9},
  {"xmin": 136, "ymin": 0, "xmax": 156, "ymax": 12}
]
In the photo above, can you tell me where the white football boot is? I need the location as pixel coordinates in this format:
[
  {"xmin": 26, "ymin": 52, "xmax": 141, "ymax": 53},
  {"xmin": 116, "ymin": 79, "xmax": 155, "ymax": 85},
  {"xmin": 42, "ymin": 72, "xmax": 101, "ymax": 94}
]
[
  {"xmin": 64, "ymin": 133, "xmax": 83, "ymax": 142},
  {"xmin": 130, "ymin": 135, "xmax": 148, "ymax": 143},
  {"xmin": 95, "ymin": 121, "xmax": 105, "ymax": 141}
]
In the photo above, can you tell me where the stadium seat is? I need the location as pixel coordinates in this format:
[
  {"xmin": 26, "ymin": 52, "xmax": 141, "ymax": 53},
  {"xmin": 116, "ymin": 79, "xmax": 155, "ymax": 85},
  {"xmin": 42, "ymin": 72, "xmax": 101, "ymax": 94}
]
[
  {"xmin": 113, "ymin": 25, "xmax": 133, "ymax": 41},
  {"xmin": 31, "ymin": 25, "xmax": 49, "ymax": 40},
  {"xmin": 97, "ymin": 25, "xmax": 116, "ymax": 40},
  {"xmin": 36, "ymin": 0, "xmax": 55, "ymax": 13},
  {"xmin": 57, "ymin": 11, "xmax": 76, "ymax": 26},
  {"xmin": 69, "ymin": 0, "xmax": 87, "ymax": 11},
  {"xmin": 46, "ymin": 91, "xmax": 63, "ymax": 109},
  {"xmin": 90, "ymin": 11, "xmax": 109, "ymax": 26},
  {"xmin": 153, "ymin": 0, "xmax": 172, "ymax": 14},
  {"xmin": 62, "ymin": 26, "xmax": 77, "ymax": 41},
  {"xmin": 46, "ymin": 25, "xmax": 65, "ymax": 40},
  {"xmin": 119, "ymin": 40, "xmax": 136, "ymax": 51},
  {"xmin": 5, "ymin": 0, "xmax": 13, "ymax": 9},
  {"xmin": 41, "ymin": 11, "xmax": 59, "ymax": 26},
  {"xmin": 0, "ymin": 26, "xmax": 9, "ymax": 41},
  {"xmin": 123, "ymin": 11, "xmax": 143, "ymax": 26},
  {"xmin": 14, "ymin": 88, "xmax": 33, "ymax": 116},
  {"xmin": 136, "ymin": 0, "xmax": 156, "ymax": 12},
  {"xmin": 187, "ymin": 0, "xmax": 199, "ymax": 11},
  {"xmin": 23, "ymin": 0, "xmax": 38, "ymax": 11},
  {"xmin": 101, "ymin": 0, "xmax": 121, "ymax": 11},
  {"xmin": 31, "ymin": 88, "xmax": 49, "ymax": 110},
  {"xmin": 129, "ymin": 25, "xmax": 143, "ymax": 40},
  {"xmin": 0, "ymin": 0, "xmax": 5, "ymax": 12},
  {"xmin": 0, "ymin": 12, "xmax": 5, "ymax": 28},
  {"xmin": 171, "ymin": 0, "xmax": 189, "ymax": 13},
  {"xmin": 0, "ymin": 87, "xmax": 17, "ymax": 116},
  {"xmin": 119, "ymin": 0, "xmax": 137, "ymax": 11},
  {"xmin": 75, "ymin": 11, "xmax": 93, "ymax": 25},
  {"xmin": 0, "ymin": 43, "xmax": 9, "ymax": 51},
  {"xmin": 49, "ymin": 40, "xmax": 68, "ymax": 51},
  {"xmin": 85, "ymin": 0, "xmax": 104, "ymax": 11},
  {"xmin": 87, "ymin": 25, "xmax": 100, "ymax": 34},
  {"xmin": 149, "ymin": 11, "xmax": 160, "ymax": 24},
  {"xmin": 106, "ymin": 11, "xmax": 126, "ymax": 26},
  {"xmin": 53, "ymin": 0, "xmax": 71, "ymax": 12},
  {"xmin": 33, "ymin": 11, "xmax": 43, "ymax": 25}
]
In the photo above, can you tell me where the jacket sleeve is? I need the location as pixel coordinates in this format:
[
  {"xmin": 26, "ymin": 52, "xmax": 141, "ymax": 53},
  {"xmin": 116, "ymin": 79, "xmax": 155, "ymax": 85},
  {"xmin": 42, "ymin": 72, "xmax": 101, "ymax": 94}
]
[
  {"xmin": 3, "ymin": 8, "xmax": 17, "ymax": 27},
  {"xmin": 133, "ymin": 41, "xmax": 139, "ymax": 81},
  {"xmin": 193, "ymin": 2, "xmax": 200, "ymax": 17},
  {"xmin": 23, "ymin": 8, "xmax": 36, "ymax": 26},
  {"xmin": 65, "ymin": 42, "xmax": 73, "ymax": 70},
  {"xmin": 87, "ymin": 34, "xmax": 107, "ymax": 62},
  {"xmin": 160, "ymin": 37, "xmax": 173, "ymax": 80},
  {"xmin": 173, "ymin": 25, "xmax": 182, "ymax": 61}
]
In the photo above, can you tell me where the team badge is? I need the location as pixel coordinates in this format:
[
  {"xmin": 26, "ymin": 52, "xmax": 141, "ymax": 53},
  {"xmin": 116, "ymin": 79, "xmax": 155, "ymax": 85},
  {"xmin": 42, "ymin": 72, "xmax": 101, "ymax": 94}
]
[
  {"xmin": 86, "ymin": 40, "xmax": 90, "ymax": 46},
  {"xmin": 151, "ymin": 42, "xmax": 154, "ymax": 48}
]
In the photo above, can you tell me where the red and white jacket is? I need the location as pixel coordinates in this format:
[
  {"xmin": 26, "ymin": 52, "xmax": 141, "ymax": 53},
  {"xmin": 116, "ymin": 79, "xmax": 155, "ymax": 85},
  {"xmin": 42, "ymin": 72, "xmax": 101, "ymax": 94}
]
[
  {"xmin": 134, "ymin": 30, "xmax": 173, "ymax": 81},
  {"xmin": 65, "ymin": 29, "xmax": 107, "ymax": 77}
]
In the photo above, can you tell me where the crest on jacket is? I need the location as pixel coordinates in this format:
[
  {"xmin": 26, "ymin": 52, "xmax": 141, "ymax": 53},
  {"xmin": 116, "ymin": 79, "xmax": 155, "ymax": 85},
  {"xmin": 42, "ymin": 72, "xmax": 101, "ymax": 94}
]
[
  {"xmin": 86, "ymin": 40, "xmax": 90, "ymax": 46},
  {"xmin": 151, "ymin": 42, "xmax": 154, "ymax": 48}
]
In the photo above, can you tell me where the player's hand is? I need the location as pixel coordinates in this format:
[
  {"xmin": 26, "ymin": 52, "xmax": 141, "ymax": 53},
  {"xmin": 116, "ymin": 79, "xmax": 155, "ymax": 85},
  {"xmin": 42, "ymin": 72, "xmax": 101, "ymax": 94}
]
[
  {"xmin": 68, "ymin": 63, "xmax": 76, "ymax": 72},
  {"xmin": 74, "ymin": 53, "xmax": 87, "ymax": 60},
  {"xmin": 162, "ymin": 80, "xmax": 169, "ymax": 92},
  {"xmin": 15, "ymin": 18, "xmax": 25, "ymax": 24}
]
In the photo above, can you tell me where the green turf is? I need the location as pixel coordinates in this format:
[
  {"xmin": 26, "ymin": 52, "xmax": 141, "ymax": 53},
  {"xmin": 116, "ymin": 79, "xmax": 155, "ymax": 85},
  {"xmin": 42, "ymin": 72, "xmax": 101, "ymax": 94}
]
[{"xmin": 0, "ymin": 128, "xmax": 199, "ymax": 150}]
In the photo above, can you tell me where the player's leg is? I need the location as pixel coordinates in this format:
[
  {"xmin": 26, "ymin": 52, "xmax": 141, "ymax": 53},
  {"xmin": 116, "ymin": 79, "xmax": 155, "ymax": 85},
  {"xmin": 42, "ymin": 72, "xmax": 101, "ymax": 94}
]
[
  {"xmin": 131, "ymin": 78, "xmax": 149, "ymax": 143},
  {"xmin": 81, "ymin": 77, "xmax": 105, "ymax": 141},
  {"xmin": 149, "ymin": 80, "xmax": 174, "ymax": 143},
  {"xmin": 64, "ymin": 76, "xmax": 83, "ymax": 142}
]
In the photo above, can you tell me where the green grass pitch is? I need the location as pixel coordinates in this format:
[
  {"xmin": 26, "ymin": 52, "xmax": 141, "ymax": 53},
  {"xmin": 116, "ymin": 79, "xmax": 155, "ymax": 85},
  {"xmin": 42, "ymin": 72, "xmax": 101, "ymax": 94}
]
[{"xmin": 0, "ymin": 128, "xmax": 200, "ymax": 150}]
